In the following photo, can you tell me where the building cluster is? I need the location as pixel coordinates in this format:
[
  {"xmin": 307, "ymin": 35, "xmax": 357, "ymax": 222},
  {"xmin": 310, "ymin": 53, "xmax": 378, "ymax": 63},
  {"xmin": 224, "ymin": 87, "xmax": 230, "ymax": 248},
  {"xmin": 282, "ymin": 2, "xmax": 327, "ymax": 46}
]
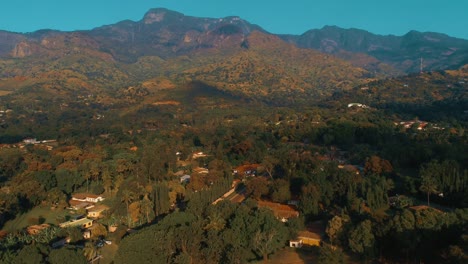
[
  {"xmin": 0, "ymin": 138, "xmax": 57, "ymax": 151},
  {"xmin": 25, "ymin": 193, "xmax": 110, "ymax": 243}
]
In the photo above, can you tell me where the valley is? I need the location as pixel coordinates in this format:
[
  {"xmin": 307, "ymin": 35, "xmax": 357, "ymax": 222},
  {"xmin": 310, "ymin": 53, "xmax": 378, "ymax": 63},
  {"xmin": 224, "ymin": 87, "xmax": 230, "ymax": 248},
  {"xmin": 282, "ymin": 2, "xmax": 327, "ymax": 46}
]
[{"xmin": 0, "ymin": 7, "xmax": 466, "ymax": 264}]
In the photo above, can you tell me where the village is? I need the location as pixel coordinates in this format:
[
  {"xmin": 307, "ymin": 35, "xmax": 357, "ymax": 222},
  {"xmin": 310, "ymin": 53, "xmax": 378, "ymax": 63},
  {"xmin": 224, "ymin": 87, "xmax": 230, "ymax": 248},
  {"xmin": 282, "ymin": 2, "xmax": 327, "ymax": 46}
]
[{"xmin": 2, "ymin": 137, "xmax": 449, "ymax": 264}]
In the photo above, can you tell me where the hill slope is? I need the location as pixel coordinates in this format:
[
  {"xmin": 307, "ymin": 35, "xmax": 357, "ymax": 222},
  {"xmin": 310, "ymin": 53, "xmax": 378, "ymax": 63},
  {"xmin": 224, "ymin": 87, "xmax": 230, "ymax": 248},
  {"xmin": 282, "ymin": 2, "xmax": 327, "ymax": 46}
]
[
  {"xmin": 0, "ymin": 10, "xmax": 370, "ymax": 106},
  {"xmin": 281, "ymin": 26, "xmax": 468, "ymax": 74}
]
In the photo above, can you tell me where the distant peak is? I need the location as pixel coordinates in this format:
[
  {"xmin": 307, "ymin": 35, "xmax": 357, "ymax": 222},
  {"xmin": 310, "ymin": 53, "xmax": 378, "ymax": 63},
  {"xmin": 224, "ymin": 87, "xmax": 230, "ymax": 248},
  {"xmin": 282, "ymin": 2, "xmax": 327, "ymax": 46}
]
[
  {"xmin": 404, "ymin": 30, "xmax": 422, "ymax": 36},
  {"xmin": 321, "ymin": 25, "xmax": 341, "ymax": 30},
  {"xmin": 144, "ymin": 7, "xmax": 178, "ymax": 14},
  {"xmin": 142, "ymin": 8, "xmax": 184, "ymax": 24}
]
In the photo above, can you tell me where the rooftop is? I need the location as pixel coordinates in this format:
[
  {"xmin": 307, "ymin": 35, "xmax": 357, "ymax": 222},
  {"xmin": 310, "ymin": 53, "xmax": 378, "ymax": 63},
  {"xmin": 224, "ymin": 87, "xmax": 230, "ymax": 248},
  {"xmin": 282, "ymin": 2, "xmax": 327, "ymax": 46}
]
[
  {"xmin": 257, "ymin": 200, "xmax": 299, "ymax": 219},
  {"xmin": 87, "ymin": 204, "xmax": 109, "ymax": 213},
  {"xmin": 72, "ymin": 193, "xmax": 104, "ymax": 200},
  {"xmin": 59, "ymin": 218, "xmax": 93, "ymax": 228}
]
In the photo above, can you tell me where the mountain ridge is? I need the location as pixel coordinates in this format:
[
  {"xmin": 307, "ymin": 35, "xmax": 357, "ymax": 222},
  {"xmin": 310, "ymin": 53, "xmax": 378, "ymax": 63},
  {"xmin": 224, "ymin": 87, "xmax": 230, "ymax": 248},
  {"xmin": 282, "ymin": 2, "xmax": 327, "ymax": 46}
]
[
  {"xmin": 0, "ymin": 8, "xmax": 467, "ymax": 108},
  {"xmin": 280, "ymin": 25, "xmax": 468, "ymax": 73},
  {"xmin": 0, "ymin": 8, "xmax": 466, "ymax": 75}
]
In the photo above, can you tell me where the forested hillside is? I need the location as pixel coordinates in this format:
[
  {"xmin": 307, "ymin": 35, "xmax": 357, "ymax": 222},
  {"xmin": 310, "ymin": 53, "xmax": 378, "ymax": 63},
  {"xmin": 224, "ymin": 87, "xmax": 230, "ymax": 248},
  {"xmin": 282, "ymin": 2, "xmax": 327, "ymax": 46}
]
[{"xmin": 0, "ymin": 8, "xmax": 467, "ymax": 264}]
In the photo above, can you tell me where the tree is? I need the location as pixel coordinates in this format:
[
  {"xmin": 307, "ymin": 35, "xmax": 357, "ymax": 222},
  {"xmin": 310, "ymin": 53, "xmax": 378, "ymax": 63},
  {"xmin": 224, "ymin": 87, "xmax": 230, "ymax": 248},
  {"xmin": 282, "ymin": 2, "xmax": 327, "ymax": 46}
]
[
  {"xmin": 91, "ymin": 223, "xmax": 108, "ymax": 239},
  {"xmin": 364, "ymin": 156, "xmax": 393, "ymax": 175},
  {"xmin": 326, "ymin": 215, "xmax": 344, "ymax": 246},
  {"xmin": 12, "ymin": 245, "xmax": 44, "ymax": 264},
  {"xmin": 348, "ymin": 220, "xmax": 375, "ymax": 260},
  {"xmin": 80, "ymin": 159, "xmax": 101, "ymax": 192},
  {"xmin": 48, "ymin": 247, "xmax": 87, "ymax": 264},
  {"xmin": 140, "ymin": 196, "xmax": 154, "ymax": 224},
  {"xmin": 152, "ymin": 183, "xmax": 170, "ymax": 217},
  {"xmin": 246, "ymin": 177, "xmax": 269, "ymax": 200},
  {"xmin": 420, "ymin": 175, "xmax": 438, "ymax": 206},
  {"xmin": 55, "ymin": 169, "xmax": 83, "ymax": 194},
  {"xmin": 253, "ymin": 229, "xmax": 278, "ymax": 262},
  {"xmin": 0, "ymin": 148, "xmax": 24, "ymax": 178},
  {"xmin": 33, "ymin": 170, "xmax": 56, "ymax": 191},
  {"xmin": 270, "ymin": 179, "xmax": 291, "ymax": 203},
  {"xmin": 140, "ymin": 144, "xmax": 170, "ymax": 183},
  {"xmin": 361, "ymin": 174, "xmax": 392, "ymax": 211},
  {"xmin": 121, "ymin": 189, "xmax": 135, "ymax": 226},
  {"xmin": 318, "ymin": 243, "xmax": 346, "ymax": 264},
  {"xmin": 44, "ymin": 187, "xmax": 67, "ymax": 207},
  {"xmin": 204, "ymin": 213, "xmax": 226, "ymax": 232},
  {"xmin": 83, "ymin": 242, "xmax": 97, "ymax": 261},
  {"xmin": 65, "ymin": 227, "xmax": 84, "ymax": 243},
  {"xmin": 300, "ymin": 184, "xmax": 321, "ymax": 217},
  {"xmin": 251, "ymin": 210, "xmax": 289, "ymax": 262},
  {"xmin": 101, "ymin": 161, "xmax": 115, "ymax": 195},
  {"xmin": 261, "ymin": 156, "xmax": 278, "ymax": 179},
  {"xmin": 175, "ymin": 221, "xmax": 204, "ymax": 263}
]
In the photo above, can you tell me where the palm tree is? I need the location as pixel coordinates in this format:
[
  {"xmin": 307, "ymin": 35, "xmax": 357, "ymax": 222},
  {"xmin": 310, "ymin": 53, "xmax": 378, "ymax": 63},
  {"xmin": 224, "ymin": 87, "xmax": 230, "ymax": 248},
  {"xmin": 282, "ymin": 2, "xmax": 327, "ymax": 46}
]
[
  {"xmin": 140, "ymin": 196, "xmax": 154, "ymax": 224},
  {"xmin": 121, "ymin": 189, "xmax": 135, "ymax": 226},
  {"xmin": 420, "ymin": 175, "xmax": 438, "ymax": 206},
  {"xmin": 204, "ymin": 213, "xmax": 226, "ymax": 232},
  {"xmin": 36, "ymin": 226, "xmax": 59, "ymax": 244}
]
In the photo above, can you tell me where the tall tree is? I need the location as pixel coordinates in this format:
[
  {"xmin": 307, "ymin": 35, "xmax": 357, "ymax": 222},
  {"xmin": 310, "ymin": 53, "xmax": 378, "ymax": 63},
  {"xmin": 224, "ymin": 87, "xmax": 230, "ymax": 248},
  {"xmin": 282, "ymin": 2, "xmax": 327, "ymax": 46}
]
[
  {"xmin": 261, "ymin": 155, "xmax": 278, "ymax": 179},
  {"xmin": 121, "ymin": 189, "xmax": 135, "ymax": 226},
  {"xmin": 251, "ymin": 210, "xmax": 289, "ymax": 262},
  {"xmin": 140, "ymin": 195, "xmax": 154, "ymax": 224},
  {"xmin": 326, "ymin": 215, "xmax": 345, "ymax": 246},
  {"xmin": 152, "ymin": 183, "xmax": 170, "ymax": 217},
  {"xmin": 270, "ymin": 179, "xmax": 291, "ymax": 203},
  {"xmin": 419, "ymin": 175, "xmax": 438, "ymax": 206}
]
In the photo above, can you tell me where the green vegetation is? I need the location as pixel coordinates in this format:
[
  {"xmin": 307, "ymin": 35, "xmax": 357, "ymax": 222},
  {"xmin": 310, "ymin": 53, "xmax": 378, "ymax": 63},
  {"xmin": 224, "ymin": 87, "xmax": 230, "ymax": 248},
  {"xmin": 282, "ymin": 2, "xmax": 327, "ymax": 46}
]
[{"xmin": 0, "ymin": 17, "xmax": 466, "ymax": 263}]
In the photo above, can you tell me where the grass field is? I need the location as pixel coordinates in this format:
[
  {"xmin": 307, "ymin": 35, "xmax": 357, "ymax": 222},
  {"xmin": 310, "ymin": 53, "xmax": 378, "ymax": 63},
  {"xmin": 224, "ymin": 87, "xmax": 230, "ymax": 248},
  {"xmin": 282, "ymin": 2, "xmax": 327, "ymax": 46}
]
[
  {"xmin": 2, "ymin": 206, "xmax": 71, "ymax": 232},
  {"xmin": 266, "ymin": 247, "xmax": 318, "ymax": 264},
  {"xmin": 99, "ymin": 243, "xmax": 119, "ymax": 264}
]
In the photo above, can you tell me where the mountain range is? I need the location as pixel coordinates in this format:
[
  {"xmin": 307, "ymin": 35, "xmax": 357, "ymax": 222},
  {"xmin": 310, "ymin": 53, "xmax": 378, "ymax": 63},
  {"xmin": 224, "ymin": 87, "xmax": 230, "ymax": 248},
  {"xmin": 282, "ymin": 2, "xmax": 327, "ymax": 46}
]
[{"xmin": 0, "ymin": 8, "xmax": 466, "ymax": 106}]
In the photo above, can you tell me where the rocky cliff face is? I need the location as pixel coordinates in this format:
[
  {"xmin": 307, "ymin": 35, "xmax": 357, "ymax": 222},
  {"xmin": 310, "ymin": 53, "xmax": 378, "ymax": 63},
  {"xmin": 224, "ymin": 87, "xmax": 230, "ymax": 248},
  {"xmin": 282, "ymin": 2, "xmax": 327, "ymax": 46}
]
[
  {"xmin": 0, "ymin": 31, "xmax": 26, "ymax": 57},
  {"xmin": 11, "ymin": 41, "xmax": 38, "ymax": 58}
]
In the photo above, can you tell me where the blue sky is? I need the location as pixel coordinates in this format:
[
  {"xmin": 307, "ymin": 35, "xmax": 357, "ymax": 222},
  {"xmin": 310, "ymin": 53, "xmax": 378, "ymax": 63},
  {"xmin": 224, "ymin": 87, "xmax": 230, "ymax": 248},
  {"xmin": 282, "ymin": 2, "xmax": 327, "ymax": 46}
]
[{"xmin": 1, "ymin": 0, "xmax": 467, "ymax": 39}]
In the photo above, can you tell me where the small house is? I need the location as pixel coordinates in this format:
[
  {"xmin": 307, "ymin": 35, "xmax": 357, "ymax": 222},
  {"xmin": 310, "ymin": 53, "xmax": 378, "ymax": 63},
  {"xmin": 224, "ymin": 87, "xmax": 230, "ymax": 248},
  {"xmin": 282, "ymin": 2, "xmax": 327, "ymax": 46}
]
[
  {"xmin": 193, "ymin": 167, "xmax": 209, "ymax": 174},
  {"xmin": 59, "ymin": 218, "xmax": 93, "ymax": 229},
  {"xmin": 23, "ymin": 138, "xmax": 39, "ymax": 145},
  {"xmin": 83, "ymin": 230, "xmax": 91, "ymax": 239},
  {"xmin": 289, "ymin": 240, "xmax": 303, "ymax": 248},
  {"xmin": 257, "ymin": 200, "xmax": 299, "ymax": 222},
  {"xmin": 27, "ymin": 224, "xmax": 50, "ymax": 235},
  {"xmin": 180, "ymin": 175, "xmax": 191, "ymax": 183},
  {"xmin": 87, "ymin": 205, "xmax": 109, "ymax": 219},
  {"xmin": 192, "ymin": 152, "xmax": 207, "ymax": 159},
  {"xmin": 297, "ymin": 230, "xmax": 322, "ymax": 247},
  {"xmin": 71, "ymin": 193, "xmax": 105, "ymax": 203}
]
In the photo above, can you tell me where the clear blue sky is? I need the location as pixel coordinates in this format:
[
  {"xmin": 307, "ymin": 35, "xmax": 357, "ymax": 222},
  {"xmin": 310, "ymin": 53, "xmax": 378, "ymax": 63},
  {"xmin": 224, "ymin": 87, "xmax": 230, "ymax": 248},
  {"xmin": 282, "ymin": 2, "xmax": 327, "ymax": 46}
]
[{"xmin": 0, "ymin": 0, "xmax": 467, "ymax": 39}]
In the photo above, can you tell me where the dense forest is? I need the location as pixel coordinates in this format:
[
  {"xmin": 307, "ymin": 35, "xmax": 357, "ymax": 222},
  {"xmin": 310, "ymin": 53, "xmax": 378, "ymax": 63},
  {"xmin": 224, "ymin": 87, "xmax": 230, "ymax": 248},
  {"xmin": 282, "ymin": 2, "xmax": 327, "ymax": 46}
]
[{"xmin": 0, "ymin": 74, "xmax": 466, "ymax": 263}]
